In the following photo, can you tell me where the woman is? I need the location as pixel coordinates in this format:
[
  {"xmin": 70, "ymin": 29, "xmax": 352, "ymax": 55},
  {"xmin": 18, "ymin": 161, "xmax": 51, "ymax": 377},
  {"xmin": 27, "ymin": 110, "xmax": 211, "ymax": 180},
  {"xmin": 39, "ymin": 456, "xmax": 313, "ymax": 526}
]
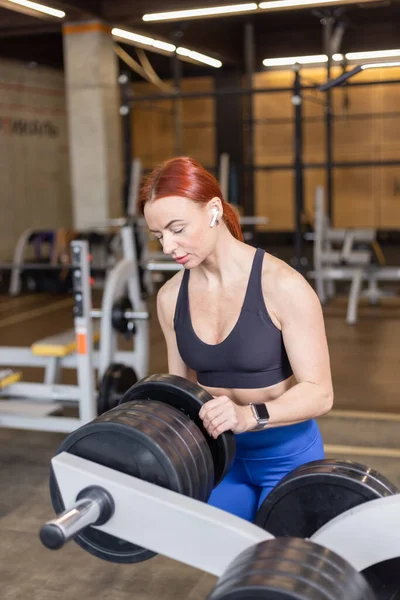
[{"xmin": 140, "ymin": 156, "xmax": 333, "ymax": 522}]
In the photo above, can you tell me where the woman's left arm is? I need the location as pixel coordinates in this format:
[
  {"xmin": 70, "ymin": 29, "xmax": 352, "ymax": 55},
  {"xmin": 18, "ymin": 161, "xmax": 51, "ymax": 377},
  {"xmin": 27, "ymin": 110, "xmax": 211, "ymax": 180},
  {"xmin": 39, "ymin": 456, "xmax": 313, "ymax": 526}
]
[
  {"xmin": 263, "ymin": 269, "xmax": 334, "ymax": 427},
  {"xmin": 199, "ymin": 269, "xmax": 334, "ymax": 438}
]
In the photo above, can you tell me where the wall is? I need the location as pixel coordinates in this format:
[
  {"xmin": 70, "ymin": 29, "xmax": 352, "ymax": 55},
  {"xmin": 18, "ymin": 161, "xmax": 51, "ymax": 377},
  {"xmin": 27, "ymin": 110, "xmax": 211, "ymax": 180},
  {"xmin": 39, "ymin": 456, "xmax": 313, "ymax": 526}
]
[
  {"xmin": 129, "ymin": 66, "xmax": 400, "ymax": 231},
  {"xmin": 253, "ymin": 65, "xmax": 400, "ymax": 231},
  {"xmin": 131, "ymin": 76, "xmax": 216, "ymax": 172},
  {"xmin": 0, "ymin": 59, "xmax": 71, "ymax": 261}
]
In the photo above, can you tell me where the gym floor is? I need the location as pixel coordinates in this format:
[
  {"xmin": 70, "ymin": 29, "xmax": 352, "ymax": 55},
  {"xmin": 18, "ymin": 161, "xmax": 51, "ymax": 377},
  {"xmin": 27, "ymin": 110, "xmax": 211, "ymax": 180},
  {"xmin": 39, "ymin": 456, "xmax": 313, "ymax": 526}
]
[{"xmin": 0, "ymin": 291, "xmax": 399, "ymax": 600}]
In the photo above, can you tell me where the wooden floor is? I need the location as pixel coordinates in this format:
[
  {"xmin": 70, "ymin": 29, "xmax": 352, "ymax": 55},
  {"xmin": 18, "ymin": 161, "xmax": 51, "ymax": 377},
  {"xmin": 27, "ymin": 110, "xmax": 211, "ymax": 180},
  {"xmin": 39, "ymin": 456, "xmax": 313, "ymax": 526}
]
[{"xmin": 0, "ymin": 289, "xmax": 399, "ymax": 600}]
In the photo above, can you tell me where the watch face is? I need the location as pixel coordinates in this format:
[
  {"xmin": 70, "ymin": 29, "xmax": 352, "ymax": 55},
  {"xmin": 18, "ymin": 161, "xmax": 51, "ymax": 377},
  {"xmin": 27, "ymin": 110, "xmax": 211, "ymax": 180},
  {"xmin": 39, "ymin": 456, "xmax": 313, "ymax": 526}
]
[{"xmin": 255, "ymin": 403, "xmax": 270, "ymax": 421}]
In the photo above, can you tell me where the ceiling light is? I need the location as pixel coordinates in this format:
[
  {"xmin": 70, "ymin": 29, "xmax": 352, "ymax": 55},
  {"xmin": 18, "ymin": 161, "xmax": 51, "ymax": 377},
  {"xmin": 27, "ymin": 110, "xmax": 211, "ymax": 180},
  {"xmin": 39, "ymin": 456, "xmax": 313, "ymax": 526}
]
[
  {"xmin": 361, "ymin": 61, "xmax": 400, "ymax": 70},
  {"xmin": 143, "ymin": 3, "xmax": 257, "ymax": 22},
  {"xmin": 263, "ymin": 54, "xmax": 328, "ymax": 67},
  {"xmin": 176, "ymin": 47, "xmax": 222, "ymax": 68},
  {"xmin": 112, "ymin": 28, "xmax": 222, "ymax": 68},
  {"xmin": 259, "ymin": 0, "xmax": 378, "ymax": 10},
  {"xmin": 259, "ymin": 0, "xmax": 340, "ymax": 9},
  {"xmin": 112, "ymin": 28, "xmax": 176, "ymax": 53},
  {"xmin": 346, "ymin": 49, "xmax": 400, "ymax": 60},
  {"xmin": 263, "ymin": 51, "xmax": 400, "ymax": 68},
  {"xmin": 7, "ymin": 0, "xmax": 65, "ymax": 17}
]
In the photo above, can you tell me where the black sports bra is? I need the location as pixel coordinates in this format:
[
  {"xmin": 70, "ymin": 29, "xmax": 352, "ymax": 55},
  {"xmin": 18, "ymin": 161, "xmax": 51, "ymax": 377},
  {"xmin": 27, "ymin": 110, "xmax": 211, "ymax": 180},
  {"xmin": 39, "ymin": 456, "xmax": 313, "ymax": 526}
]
[{"xmin": 173, "ymin": 248, "xmax": 293, "ymax": 389}]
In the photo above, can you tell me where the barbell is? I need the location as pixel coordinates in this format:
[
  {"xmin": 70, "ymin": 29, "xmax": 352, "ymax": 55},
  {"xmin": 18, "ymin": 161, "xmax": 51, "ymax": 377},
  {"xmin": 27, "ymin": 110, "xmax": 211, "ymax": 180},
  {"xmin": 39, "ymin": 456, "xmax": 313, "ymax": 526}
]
[{"xmin": 90, "ymin": 295, "xmax": 149, "ymax": 337}]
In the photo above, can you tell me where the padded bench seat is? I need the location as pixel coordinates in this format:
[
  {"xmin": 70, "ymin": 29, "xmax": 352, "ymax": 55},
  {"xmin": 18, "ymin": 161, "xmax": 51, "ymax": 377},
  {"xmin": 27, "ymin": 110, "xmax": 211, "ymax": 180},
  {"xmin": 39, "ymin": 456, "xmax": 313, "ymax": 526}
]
[
  {"xmin": 31, "ymin": 324, "xmax": 100, "ymax": 357},
  {"xmin": 0, "ymin": 369, "xmax": 22, "ymax": 390}
]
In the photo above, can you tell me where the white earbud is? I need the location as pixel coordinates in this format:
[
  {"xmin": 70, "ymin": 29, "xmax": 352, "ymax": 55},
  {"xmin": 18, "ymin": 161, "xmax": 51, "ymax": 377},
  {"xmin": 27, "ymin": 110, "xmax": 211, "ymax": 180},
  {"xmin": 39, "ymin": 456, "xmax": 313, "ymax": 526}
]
[{"xmin": 210, "ymin": 208, "xmax": 219, "ymax": 228}]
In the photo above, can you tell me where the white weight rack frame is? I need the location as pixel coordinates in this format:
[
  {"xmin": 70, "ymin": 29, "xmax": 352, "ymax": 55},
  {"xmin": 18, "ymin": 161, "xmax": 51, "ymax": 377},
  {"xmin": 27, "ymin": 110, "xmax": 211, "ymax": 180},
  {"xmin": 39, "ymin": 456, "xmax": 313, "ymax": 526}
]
[{"xmin": 45, "ymin": 451, "xmax": 400, "ymax": 583}]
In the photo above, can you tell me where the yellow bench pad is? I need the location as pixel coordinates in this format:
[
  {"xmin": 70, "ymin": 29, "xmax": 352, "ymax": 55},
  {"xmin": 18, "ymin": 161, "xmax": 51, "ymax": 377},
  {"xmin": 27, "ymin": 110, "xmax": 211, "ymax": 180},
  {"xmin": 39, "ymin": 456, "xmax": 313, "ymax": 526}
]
[
  {"xmin": 31, "ymin": 325, "xmax": 100, "ymax": 357},
  {"xmin": 0, "ymin": 369, "xmax": 22, "ymax": 389}
]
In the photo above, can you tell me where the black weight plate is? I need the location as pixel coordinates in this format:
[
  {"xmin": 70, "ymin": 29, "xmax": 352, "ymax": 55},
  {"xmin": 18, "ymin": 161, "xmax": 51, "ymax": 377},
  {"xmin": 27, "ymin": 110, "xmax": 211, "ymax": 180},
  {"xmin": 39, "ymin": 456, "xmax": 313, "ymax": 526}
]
[
  {"xmin": 123, "ymin": 401, "xmax": 201, "ymax": 500},
  {"xmin": 153, "ymin": 400, "xmax": 214, "ymax": 502},
  {"xmin": 112, "ymin": 403, "xmax": 194, "ymax": 497},
  {"xmin": 119, "ymin": 373, "xmax": 236, "ymax": 487},
  {"xmin": 97, "ymin": 363, "xmax": 138, "ymax": 415},
  {"xmin": 123, "ymin": 400, "xmax": 214, "ymax": 502},
  {"xmin": 294, "ymin": 459, "xmax": 399, "ymax": 495},
  {"xmin": 207, "ymin": 538, "xmax": 375, "ymax": 600},
  {"xmin": 362, "ymin": 557, "xmax": 400, "ymax": 600},
  {"xmin": 109, "ymin": 401, "xmax": 197, "ymax": 498},
  {"xmin": 255, "ymin": 459, "xmax": 398, "ymax": 538},
  {"xmin": 291, "ymin": 466, "xmax": 399, "ymax": 503},
  {"xmin": 49, "ymin": 400, "xmax": 189, "ymax": 564},
  {"xmin": 112, "ymin": 296, "xmax": 136, "ymax": 335}
]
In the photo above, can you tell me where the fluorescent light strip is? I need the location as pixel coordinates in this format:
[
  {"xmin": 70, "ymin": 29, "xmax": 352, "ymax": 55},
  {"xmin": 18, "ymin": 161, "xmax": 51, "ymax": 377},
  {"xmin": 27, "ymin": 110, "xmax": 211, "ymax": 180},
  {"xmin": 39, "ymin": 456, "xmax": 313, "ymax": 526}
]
[
  {"xmin": 7, "ymin": 0, "xmax": 65, "ymax": 18},
  {"xmin": 263, "ymin": 54, "xmax": 329, "ymax": 66},
  {"xmin": 112, "ymin": 28, "xmax": 176, "ymax": 53},
  {"xmin": 263, "ymin": 50, "xmax": 400, "ymax": 67},
  {"xmin": 259, "ymin": 0, "xmax": 340, "ymax": 8},
  {"xmin": 347, "ymin": 49, "xmax": 400, "ymax": 60},
  {"xmin": 143, "ymin": 3, "xmax": 257, "ymax": 22},
  {"xmin": 112, "ymin": 28, "xmax": 222, "ymax": 68},
  {"xmin": 361, "ymin": 61, "xmax": 400, "ymax": 70},
  {"xmin": 176, "ymin": 47, "xmax": 222, "ymax": 68}
]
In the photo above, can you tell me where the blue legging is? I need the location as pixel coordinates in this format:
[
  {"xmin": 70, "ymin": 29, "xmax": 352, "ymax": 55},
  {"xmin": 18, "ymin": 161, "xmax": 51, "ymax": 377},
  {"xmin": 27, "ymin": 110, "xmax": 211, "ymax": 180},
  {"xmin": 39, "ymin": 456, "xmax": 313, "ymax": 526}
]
[{"xmin": 208, "ymin": 419, "xmax": 324, "ymax": 522}]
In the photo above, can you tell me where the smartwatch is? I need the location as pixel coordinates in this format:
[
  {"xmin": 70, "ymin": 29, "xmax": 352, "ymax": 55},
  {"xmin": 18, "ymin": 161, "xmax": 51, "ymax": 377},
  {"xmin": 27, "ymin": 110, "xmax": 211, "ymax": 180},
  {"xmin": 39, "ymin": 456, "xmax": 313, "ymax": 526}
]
[{"xmin": 249, "ymin": 402, "xmax": 270, "ymax": 430}]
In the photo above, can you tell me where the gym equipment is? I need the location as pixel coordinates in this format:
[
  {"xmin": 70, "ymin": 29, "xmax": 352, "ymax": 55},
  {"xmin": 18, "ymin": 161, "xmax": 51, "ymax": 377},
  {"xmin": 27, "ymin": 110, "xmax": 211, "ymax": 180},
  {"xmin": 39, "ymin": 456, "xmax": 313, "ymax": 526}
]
[
  {"xmin": 40, "ymin": 402, "xmax": 400, "ymax": 596},
  {"xmin": 4, "ymin": 227, "xmax": 104, "ymax": 296},
  {"xmin": 46, "ymin": 399, "xmax": 218, "ymax": 563},
  {"xmin": 362, "ymin": 558, "xmax": 400, "ymax": 600},
  {"xmin": 119, "ymin": 373, "xmax": 236, "ymax": 487},
  {"xmin": 308, "ymin": 186, "xmax": 400, "ymax": 324},
  {"xmin": 0, "ymin": 233, "xmax": 149, "ymax": 433},
  {"xmin": 96, "ymin": 363, "xmax": 138, "ymax": 415},
  {"xmin": 110, "ymin": 296, "xmax": 136, "ymax": 336},
  {"xmin": 96, "ymin": 224, "xmax": 149, "ymax": 380},
  {"xmin": 311, "ymin": 494, "xmax": 400, "ymax": 598},
  {"xmin": 0, "ymin": 369, "xmax": 22, "ymax": 390},
  {"xmin": 207, "ymin": 537, "xmax": 375, "ymax": 600},
  {"xmin": 255, "ymin": 458, "xmax": 398, "ymax": 538}
]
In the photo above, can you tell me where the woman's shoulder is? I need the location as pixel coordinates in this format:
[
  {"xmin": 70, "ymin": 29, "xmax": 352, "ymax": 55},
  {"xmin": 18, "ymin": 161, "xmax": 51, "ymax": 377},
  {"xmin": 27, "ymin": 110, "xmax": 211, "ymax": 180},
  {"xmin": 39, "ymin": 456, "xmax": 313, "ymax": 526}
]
[{"xmin": 260, "ymin": 251, "xmax": 318, "ymax": 313}]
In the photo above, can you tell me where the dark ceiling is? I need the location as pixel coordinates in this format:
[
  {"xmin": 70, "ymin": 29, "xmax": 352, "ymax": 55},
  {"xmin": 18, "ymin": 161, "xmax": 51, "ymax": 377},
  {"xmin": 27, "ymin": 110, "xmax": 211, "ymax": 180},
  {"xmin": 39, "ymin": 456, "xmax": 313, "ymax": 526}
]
[{"xmin": 0, "ymin": 0, "xmax": 399, "ymax": 79}]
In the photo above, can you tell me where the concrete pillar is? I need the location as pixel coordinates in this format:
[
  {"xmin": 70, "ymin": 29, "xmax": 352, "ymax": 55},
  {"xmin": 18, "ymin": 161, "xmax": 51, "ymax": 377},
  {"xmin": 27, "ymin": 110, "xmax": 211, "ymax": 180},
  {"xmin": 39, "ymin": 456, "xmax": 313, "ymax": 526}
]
[{"xmin": 62, "ymin": 20, "xmax": 123, "ymax": 228}]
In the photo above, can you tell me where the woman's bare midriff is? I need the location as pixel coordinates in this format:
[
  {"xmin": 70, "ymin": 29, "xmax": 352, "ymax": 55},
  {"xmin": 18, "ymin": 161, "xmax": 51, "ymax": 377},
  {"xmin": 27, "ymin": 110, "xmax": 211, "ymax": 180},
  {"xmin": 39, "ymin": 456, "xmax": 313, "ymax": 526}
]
[{"xmin": 198, "ymin": 374, "xmax": 296, "ymax": 407}]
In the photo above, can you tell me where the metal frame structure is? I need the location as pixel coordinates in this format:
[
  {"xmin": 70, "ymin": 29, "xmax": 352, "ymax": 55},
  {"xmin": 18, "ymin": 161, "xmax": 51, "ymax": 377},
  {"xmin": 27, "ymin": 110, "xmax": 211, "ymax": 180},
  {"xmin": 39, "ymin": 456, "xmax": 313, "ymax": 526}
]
[
  {"xmin": 120, "ymin": 41, "xmax": 400, "ymax": 271},
  {"xmin": 43, "ymin": 451, "xmax": 400, "ymax": 578},
  {"xmin": 308, "ymin": 186, "xmax": 400, "ymax": 323},
  {"xmin": 0, "ymin": 227, "xmax": 149, "ymax": 432}
]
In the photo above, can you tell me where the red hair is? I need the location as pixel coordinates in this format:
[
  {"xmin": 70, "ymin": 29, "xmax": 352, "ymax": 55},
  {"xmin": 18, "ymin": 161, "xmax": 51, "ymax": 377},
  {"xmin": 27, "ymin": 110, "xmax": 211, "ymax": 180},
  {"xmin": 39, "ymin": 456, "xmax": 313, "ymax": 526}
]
[{"xmin": 140, "ymin": 156, "xmax": 243, "ymax": 242}]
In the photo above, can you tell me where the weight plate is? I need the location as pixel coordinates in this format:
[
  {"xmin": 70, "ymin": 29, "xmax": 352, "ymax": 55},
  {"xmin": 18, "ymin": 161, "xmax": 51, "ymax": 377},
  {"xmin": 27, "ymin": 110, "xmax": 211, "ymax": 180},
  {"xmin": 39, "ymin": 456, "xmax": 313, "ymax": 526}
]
[
  {"xmin": 49, "ymin": 400, "xmax": 190, "ymax": 564},
  {"xmin": 111, "ymin": 296, "xmax": 136, "ymax": 335},
  {"xmin": 362, "ymin": 557, "xmax": 400, "ymax": 600},
  {"xmin": 153, "ymin": 400, "xmax": 214, "ymax": 502},
  {"xmin": 97, "ymin": 363, "xmax": 138, "ymax": 415},
  {"xmin": 119, "ymin": 400, "xmax": 214, "ymax": 502},
  {"xmin": 255, "ymin": 459, "xmax": 398, "ymax": 538},
  {"xmin": 294, "ymin": 459, "xmax": 399, "ymax": 496},
  {"xmin": 207, "ymin": 537, "xmax": 375, "ymax": 600},
  {"xmin": 119, "ymin": 373, "xmax": 236, "ymax": 487},
  {"xmin": 109, "ymin": 401, "xmax": 198, "ymax": 499}
]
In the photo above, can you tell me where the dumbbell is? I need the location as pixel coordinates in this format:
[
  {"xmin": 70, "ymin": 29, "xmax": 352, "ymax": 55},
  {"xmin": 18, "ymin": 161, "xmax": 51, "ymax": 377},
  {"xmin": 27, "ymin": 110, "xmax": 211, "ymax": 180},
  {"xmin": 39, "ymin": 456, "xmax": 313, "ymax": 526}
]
[{"xmin": 40, "ymin": 374, "xmax": 236, "ymax": 563}]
